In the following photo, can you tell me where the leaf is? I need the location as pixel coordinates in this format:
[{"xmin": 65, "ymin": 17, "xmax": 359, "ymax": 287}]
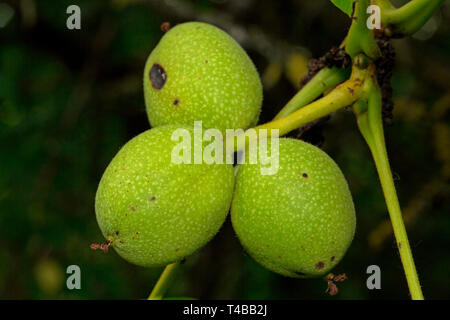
[{"xmin": 330, "ymin": 0, "xmax": 355, "ymax": 17}]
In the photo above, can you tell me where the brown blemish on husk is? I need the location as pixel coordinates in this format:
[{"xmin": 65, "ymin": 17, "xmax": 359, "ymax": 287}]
[
  {"xmin": 315, "ymin": 261, "xmax": 325, "ymax": 270},
  {"xmin": 149, "ymin": 63, "xmax": 167, "ymax": 90}
]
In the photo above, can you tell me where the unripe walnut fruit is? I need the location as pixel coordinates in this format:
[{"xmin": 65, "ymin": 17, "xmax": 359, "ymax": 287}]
[
  {"xmin": 143, "ymin": 22, "xmax": 263, "ymax": 131},
  {"xmin": 95, "ymin": 125, "xmax": 235, "ymax": 267},
  {"xmin": 231, "ymin": 138, "xmax": 356, "ymax": 277}
]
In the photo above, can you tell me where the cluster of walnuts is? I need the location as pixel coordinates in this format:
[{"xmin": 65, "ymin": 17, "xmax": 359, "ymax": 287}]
[{"xmin": 93, "ymin": 22, "xmax": 356, "ymax": 280}]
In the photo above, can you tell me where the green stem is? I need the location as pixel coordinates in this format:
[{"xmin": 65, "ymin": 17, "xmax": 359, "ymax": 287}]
[
  {"xmin": 147, "ymin": 262, "xmax": 180, "ymax": 300},
  {"xmin": 377, "ymin": 0, "xmax": 444, "ymax": 36},
  {"xmin": 374, "ymin": 0, "xmax": 395, "ymax": 9},
  {"xmin": 346, "ymin": 0, "xmax": 380, "ymax": 59},
  {"xmin": 354, "ymin": 78, "xmax": 424, "ymax": 300},
  {"xmin": 231, "ymin": 66, "xmax": 369, "ymax": 153},
  {"xmin": 274, "ymin": 67, "xmax": 350, "ymax": 120}
]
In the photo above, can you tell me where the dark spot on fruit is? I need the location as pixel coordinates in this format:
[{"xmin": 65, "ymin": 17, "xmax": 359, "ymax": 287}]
[
  {"xmin": 173, "ymin": 98, "xmax": 179, "ymax": 106},
  {"xmin": 175, "ymin": 248, "xmax": 180, "ymax": 252},
  {"xmin": 315, "ymin": 261, "xmax": 325, "ymax": 270},
  {"xmin": 136, "ymin": 232, "xmax": 139, "ymax": 234},
  {"xmin": 331, "ymin": 256, "xmax": 335, "ymax": 261},
  {"xmin": 115, "ymin": 230, "xmax": 120, "ymax": 236},
  {"xmin": 160, "ymin": 22, "xmax": 171, "ymax": 32},
  {"xmin": 149, "ymin": 63, "xmax": 167, "ymax": 90},
  {"xmin": 130, "ymin": 206, "xmax": 136, "ymax": 211},
  {"xmin": 119, "ymin": 240, "xmax": 124, "ymax": 243},
  {"xmin": 302, "ymin": 173, "xmax": 308, "ymax": 178},
  {"xmin": 294, "ymin": 271, "xmax": 306, "ymax": 276},
  {"xmin": 205, "ymin": 59, "xmax": 208, "ymax": 64},
  {"xmin": 150, "ymin": 196, "xmax": 156, "ymax": 201},
  {"xmin": 398, "ymin": 242, "xmax": 402, "ymax": 249}
]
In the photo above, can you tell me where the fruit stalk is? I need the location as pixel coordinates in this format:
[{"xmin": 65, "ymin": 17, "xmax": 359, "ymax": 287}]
[
  {"xmin": 148, "ymin": 262, "xmax": 180, "ymax": 300},
  {"xmin": 232, "ymin": 65, "xmax": 370, "ymax": 153},
  {"xmin": 273, "ymin": 67, "xmax": 350, "ymax": 120},
  {"xmin": 354, "ymin": 78, "xmax": 424, "ymax": 300}
]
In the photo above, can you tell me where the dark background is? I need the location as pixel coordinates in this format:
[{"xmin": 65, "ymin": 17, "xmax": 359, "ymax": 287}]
[{"xmin": 0, "ymin": 0, "xmax": 448, "ymax": 299}]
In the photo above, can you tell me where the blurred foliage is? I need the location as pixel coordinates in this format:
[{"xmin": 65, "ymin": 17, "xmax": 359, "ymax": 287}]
[{"xmin": 0, "ymin": 0, "xmax": 449, "ymax": 300}]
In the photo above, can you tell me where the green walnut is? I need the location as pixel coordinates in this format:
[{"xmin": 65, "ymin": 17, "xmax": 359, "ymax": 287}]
[
  {"xmin": 231, "ymin": 138, "xmax": 356, "ymax": 277},
  {"xmin": 143, "ymin": 22, "xmax": 263, "ymax": 132},
  {"xmin": 95, "ymin": 125, "xmax": 235, "ymax": 267}
]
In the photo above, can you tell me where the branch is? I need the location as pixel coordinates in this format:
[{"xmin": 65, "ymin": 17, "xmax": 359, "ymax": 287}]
[{"xmin": 353, "ymin": 75, "xmax": 424, "ymax": 300}]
